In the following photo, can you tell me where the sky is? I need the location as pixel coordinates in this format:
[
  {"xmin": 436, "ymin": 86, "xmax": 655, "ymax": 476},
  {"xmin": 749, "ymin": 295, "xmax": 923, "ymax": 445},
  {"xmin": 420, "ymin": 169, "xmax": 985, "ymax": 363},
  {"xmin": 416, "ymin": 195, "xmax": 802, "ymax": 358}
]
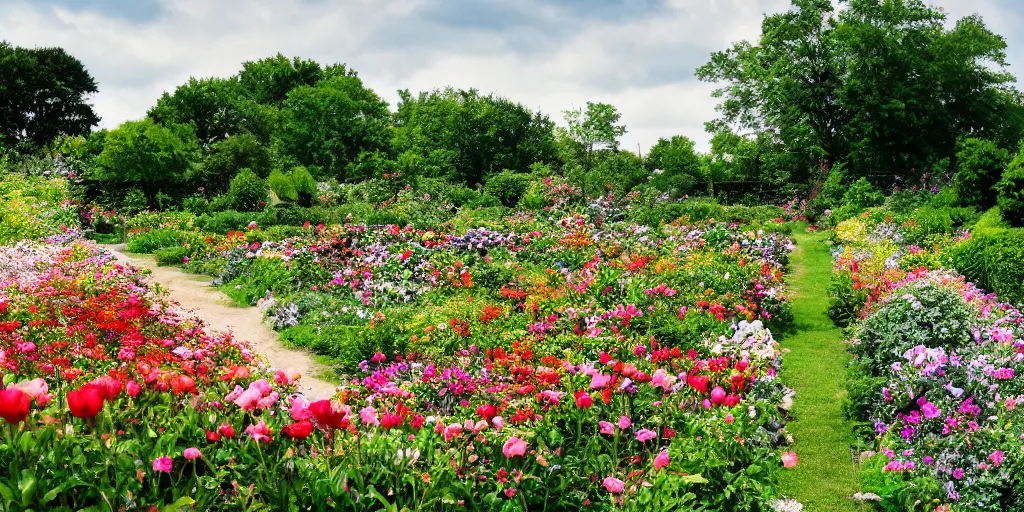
[{"xmin": 2, "ymin": 0, "xmax": 1023, "ymax": 153}]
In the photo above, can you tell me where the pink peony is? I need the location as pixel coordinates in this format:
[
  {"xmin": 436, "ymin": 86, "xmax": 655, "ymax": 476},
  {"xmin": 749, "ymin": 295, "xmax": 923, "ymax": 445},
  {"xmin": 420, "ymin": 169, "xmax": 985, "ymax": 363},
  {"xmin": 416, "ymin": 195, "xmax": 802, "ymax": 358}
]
[
  {"xmin": 590, "ymin": 373, "xmax": 612, "ymax": 389},
  {"xmin": 574, "ymin": 391, "xmax": 593, "ymax": 409},
  {"xmin": 246, "ymin": 420, "xmax": 274, "ymax": 443},
  {"xmin": 443, "ymin": 422, "xmax": 463, "ymax": 442},
  {"xmin": 502, "ymin": 436, "xmax": 528, "ymax": 458},
  {"xmin": 11, "ymin": 378, "xmax": 52, "ymax": 407},
  {"xmin": 360, "ymin": 406, "xmax": 380, "ymax": 426},
  {"xmin": 602, "ymin": 476, "xmax": 625, "ymax": 493},
  {"xmin": 990, "ymin": 450, "xmax": 1004, "ymax": 467},
  {"xmin": 635, "ymin": 428, "xmax": 657, "ymax": 442},
  {"xmin": 599, "ymin": 421, "xmax": 615, "ymax": 435},
  {"xmin": 710, "ymin": 386, "xmax": 726, "ymax": 406},
  {"xmin": 617, "ymin": 415, "xmax": 631, "ymax": 430},
  {"xmin": 183, "ymin": 447, "xmax": 202, "ymax": 460},
  {"xmin": 781, "ymin": 451, "xmax": 798, "ymax": 468},
  {"xmin": 152, "ymin": 457, "xmax": 172, "ymax": 473},
  {"xmin": 653, "ymin": 450, "xmax": 670, "ymax": 470}
]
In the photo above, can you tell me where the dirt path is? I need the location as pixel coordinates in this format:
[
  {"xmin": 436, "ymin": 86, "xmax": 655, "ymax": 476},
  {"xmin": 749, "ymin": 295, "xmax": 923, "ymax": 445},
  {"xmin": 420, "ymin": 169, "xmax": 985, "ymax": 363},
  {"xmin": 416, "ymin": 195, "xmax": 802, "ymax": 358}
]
[{"xmin": 102, "ymin": 245, "xmax": 337, "ymax": 400}]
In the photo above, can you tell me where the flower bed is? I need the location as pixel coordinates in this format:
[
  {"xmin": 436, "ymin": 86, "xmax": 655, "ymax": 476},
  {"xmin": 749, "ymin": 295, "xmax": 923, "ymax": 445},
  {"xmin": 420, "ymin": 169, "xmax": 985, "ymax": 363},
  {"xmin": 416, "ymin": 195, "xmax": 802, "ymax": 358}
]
[
  {"xmin": 831, "ymin": 211, "xmax": 1024, "ymax": 509},
  {"xmin": 0, "ymin": 210, "xmax": 801, "ymax": 509}
]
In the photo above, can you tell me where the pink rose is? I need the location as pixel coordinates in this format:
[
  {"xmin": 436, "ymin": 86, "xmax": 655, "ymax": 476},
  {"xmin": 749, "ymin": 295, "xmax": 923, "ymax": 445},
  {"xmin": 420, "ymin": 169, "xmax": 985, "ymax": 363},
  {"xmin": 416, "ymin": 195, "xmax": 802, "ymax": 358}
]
[{"xmin": 502, "ymin": 436, "xmax": 528, "ymax": 458}]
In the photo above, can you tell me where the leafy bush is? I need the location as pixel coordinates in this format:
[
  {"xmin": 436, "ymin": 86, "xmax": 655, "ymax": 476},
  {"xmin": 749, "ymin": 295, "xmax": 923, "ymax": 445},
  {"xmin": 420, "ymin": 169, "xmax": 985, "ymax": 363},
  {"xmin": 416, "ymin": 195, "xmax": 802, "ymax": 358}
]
[
  {"xmin": 267, "ymin": 169, "xmax": 297, "ymax": 202},
  {"xmin": 289, "ymin": 166, "xmax": 318, "ymax": 206},
  {"xmin": 841, "ymin": 177, "xmax": 885, "ymax": 211},
  {"xmin": 154, "ymin": 246, "xmax": 190, "ymax": 266},
  {"xmin": 950, "ymin": 228, "xmax": 1024, "ymax": 305},
  {"xmin": 851, "ymin": 283, "xmax": 977, "ymax": 377},
  {"xmin": 953, "ymin": 137, "xmax": 1008, "ymax": 209},
  {"xmin": 195, "ymin": 210, "xmax": 259, "ymax": 234},
  {"xmin": 827, "ymin": 271, "xmax": 867, "ymax": 327},
  {"xmin": 484, "ymin": 170, "xmax": 531, "ymax": 207},
  {"xmin": 182, "ymin": 195, "xmax": 211, "ymax": 216},
  {"xmin": 226, "ymin": 168, "xmax": 267, "ymax": 211},
  {"xmin": 996, "ymin": 157, "xmax": 1024, "ymax": 227},
  {"xmin": 126, "ymin": 228, "xmax": 190, "ymax": 253}
]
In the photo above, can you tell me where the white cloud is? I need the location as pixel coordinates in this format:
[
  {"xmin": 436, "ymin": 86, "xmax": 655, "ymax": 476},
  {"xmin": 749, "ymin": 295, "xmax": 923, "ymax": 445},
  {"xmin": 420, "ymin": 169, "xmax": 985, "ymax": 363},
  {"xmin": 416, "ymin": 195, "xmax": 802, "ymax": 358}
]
[{"xmin": 2, "ymin": 0, "xmax": 1022, "ymax": 153}]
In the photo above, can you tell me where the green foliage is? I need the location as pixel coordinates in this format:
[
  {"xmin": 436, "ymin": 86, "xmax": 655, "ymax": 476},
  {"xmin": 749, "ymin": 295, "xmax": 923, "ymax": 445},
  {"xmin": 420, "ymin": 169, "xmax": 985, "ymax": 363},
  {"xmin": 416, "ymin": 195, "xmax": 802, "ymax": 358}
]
[
  {"xmin": 91, "ymin": 119, "xmax": 199, "ymax": 197},
  {"xmin": 484, "ymin": 170, "xmax": 531, "ymax": 207},
  {"xmin": 840, "ymin": 178, "xmax": 884, "ymax": 211},
  {"xmin": 996, "ymin": 153, "xmax": 1024, "ymax": 226},
  {"xmin": 0, "ymin": 42, "xmax": 99, "ymax": 148},
  {"xmin": 126, "ymin": 229, "xmax": 191, "ymax": 253},
  {"xmin": 154, "ymin": 246, "xmax": 190, "ymax": 266},
  {"xmin": 950, "ymin": 227, "xmax": 1024, "ymax": 305},
  {"xmin": 190, "ymin": 134, "xmax": 272, "ymax": 193},
  {"xmin": 562, "ymin": 102, "xmax": 627, "ymax": 179},
  {"xmin": 392, "ymin": 88, "xmax": 557, "ymax": 186},
  {"xmin": 645, "ymin": 136, "xmax": 702, "ymax": 197},
  {"xmin": 954, "ymin": 138, "xmax": 1009, "ymax": 209},
  {"xmin": 851, "ymin": 283, "xmax": 977, "ymax": 377},
  {"xmin": 280, "ymin": 73, "xmax": 391, "ymax": 181},
  {"xmin": 697, "ymin": 0, "xmax": 1023, "ymax": 182},
  {"xmin": 289, "ymin": 166, "xmax": 318, "ymax": 206},
  {"xmin": 267, "ymin": 170, "xmax": 297, "ymax": 202},
  {"xmin": 226, "ymin": 169, "xmax": 267, "ymax": 211},
  {"xmin": 827, "ymin": 271, "xmax": 866, "ymax": 327}
]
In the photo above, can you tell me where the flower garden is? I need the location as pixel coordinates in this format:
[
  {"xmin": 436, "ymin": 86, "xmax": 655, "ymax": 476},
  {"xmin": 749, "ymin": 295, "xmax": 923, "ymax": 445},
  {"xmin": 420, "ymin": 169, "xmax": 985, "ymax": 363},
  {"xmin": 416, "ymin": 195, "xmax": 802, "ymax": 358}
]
[{"xmin": 0, "ymin": 175, "xmax": 810, "ymax": 511}]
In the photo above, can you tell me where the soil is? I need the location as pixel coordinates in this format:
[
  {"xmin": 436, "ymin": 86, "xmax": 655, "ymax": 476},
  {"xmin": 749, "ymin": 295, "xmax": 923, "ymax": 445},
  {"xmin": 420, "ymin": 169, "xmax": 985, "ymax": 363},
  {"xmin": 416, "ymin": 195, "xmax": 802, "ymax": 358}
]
[{"xmin": 102, "ymin": 245, "xmax": 337, "ymax": 400}]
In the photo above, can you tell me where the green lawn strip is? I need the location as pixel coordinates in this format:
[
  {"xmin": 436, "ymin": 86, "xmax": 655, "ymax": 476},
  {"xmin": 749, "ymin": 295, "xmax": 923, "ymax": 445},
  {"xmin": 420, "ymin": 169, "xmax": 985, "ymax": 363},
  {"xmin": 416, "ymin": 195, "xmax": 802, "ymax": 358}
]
[{"xmin": 778, "ymin": 226, "xmax": 861, "ymax": 511}]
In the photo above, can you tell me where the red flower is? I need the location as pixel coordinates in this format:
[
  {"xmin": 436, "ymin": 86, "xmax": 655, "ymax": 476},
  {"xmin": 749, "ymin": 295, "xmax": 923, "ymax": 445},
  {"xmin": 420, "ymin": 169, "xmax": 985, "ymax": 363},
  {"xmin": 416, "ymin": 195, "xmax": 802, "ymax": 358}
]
[
  {"xmin": 206, "ymin": 430, "xmax": 221, "ymax": 442},
  {"xmin": 282, "ymin": 420, "xmax": 314, "ymax": 439},
  {"xmin": 218, "ymin": 424, "xmax": 236, "ymax": 438},
  {"xmin": 67, "ymin": 384, "xmax": 105, "ymax": 418},
  {"xmin": 0, "ymin": 388, "xmax": 31, "ymax": 424},
  {"xmin": 574, "ymin": 391, "xmax": 593, "ymax": 409},
  {"xmin": 309, "ymin": 400, "xmax": 347, "ymax": 430},
  {"xmin": 170, "ymin": 374, "xmax": 196, "ymax": 395},
  {"xmin": 476, "ymin": 404, "xmax": 497, "ymax": 420}
]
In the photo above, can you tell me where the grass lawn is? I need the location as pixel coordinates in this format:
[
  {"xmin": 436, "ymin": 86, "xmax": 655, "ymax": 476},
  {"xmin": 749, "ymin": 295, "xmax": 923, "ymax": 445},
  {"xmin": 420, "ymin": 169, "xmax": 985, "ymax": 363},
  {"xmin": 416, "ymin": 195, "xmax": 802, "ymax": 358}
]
[{"xmin": 777, "ymin": 225, "xmax": 862, "ymax": 511}]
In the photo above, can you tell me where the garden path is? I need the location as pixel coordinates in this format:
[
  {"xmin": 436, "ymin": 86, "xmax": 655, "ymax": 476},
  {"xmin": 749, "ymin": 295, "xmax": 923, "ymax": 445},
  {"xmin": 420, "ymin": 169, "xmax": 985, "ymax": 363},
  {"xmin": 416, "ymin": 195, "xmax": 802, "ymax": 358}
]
[
  {"xmin": 102, "ymin": 245, "xmax": 338, "ymax": 400},
  {"xmin": 777, "ymin": 227, "xmax": 861, "ymax": 511}
]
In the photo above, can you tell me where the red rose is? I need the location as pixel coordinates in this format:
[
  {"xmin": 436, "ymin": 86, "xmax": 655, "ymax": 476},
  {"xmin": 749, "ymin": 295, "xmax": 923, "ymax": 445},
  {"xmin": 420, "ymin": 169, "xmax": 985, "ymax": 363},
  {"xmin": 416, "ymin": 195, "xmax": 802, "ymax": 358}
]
[
  {"xmin": 169, "ymin": 374, "xmax": 196, "ymax": 395},
  {"xmin": 67, "ymin": 384, "xmax": 105, "ymax": 418},
  {"xmin": 282, "ymin": 420, "xmax": 314, "ymax": 439},
  {"xmin": 0, "ymin": 388, "xmax": 31, "ymax": 424}
]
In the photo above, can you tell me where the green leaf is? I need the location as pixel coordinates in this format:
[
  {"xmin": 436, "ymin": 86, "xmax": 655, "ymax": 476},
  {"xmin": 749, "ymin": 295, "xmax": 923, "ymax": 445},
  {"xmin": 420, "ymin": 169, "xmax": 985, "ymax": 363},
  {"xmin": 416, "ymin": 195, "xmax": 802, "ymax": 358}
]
[
  {"xmin": 19, "ymin": 469, "xmax": 38, "ymax": 506},
  {"xmin": 161, "ymin": 496, "xmax": 196, "ymax": 512}
]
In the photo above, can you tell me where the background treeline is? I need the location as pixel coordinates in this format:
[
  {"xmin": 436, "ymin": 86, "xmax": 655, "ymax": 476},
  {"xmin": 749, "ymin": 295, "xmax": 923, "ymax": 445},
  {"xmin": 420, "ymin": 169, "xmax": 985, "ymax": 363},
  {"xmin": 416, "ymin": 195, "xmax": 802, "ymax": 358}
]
[{"xmin": 2, "ymin": 0, "xmax": 1024, "ymax": 229}]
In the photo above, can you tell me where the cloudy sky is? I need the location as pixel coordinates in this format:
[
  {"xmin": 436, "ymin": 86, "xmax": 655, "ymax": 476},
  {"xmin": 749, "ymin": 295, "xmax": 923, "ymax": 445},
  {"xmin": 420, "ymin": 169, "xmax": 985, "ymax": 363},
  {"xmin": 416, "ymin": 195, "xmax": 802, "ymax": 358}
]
[{"xmin": 3, "ymin": 0, "xmax": 1023, "ymax": 152}]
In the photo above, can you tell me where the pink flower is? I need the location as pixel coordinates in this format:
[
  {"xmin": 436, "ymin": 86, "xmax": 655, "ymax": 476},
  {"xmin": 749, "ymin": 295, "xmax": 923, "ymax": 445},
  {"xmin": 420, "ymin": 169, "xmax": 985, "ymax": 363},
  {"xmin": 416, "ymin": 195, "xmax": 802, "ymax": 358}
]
[
  {"xmin": 651, "ymin": 368, "xmax": 676, "ymax": 390},
  {"xmin": 11, "ymin": 378, "xmax": 52, "ymax": 407},
  {"xmin": 290, "ymin": 396, "xmax": 312, "ymax": 421},
  {"xmin": 590, "ymin": 373, "xmax": 612, "ymax": 389},
  {"xmin": 183, "ymin": 447, "xmax": 202, "ymax": 460},
  {"xmin": 599, "ymin": 421, "xmax": 615, "ymax": 435},
  {"xmin": 653, "ymin": 450, "xmax": 670, "ymax": 470},
  {"xmin": 635, "ymin": 428, "xmax": 656, "ymax": 442},
  {"xmin": 491, "ymin": 416, "xmax": 505, "ymax": 431},
  {"xmin": 724, "ymin": 414, "xmax": 735, "ymax": 424},
  {"xmin": 504, "ymin": 488, "xmax": 517, "ymax": 498},
  {"xmin": 989, "ymin": 450, "xmax": 1004, "ymax": 467},
  {"xmin": 360, "ymin": 406, "xmax": 380, "ymax": 426},
  {"xmin": 781, "ymin": 452, "xmax": 798, "ymax": 468},
  {"xmin": 443, "ymin": 422, "xmax": 463, "ymax": 442},
  {"xmin": 232, "ymin": 387, "xmax": 263, "ymax": 411},
  {"xmin": 710, "ymin": 386, "xmax": 726, "ymax": 406},
  {"xmin": 503, "ymin": 436, "xmax": 528, "ymax": 458},
  {"xmin": 250, "ymin": 379, "xmax": 272, "ymax": 395},
  {"xmin": 617, "ymin": 415, "xmax": 631, "ymax": 430},
  {"xmin": 152, "ymin": 457, "xmax": 172, "ymax": 473},
  {"xmin": 602, "ymin": 476, "xmax": 625, "ymax": 493},
  {"xmin": 678, "ymin": 306, "xmax": 688, "ymax": 319},
  {"xmin": 274, "ymin": 368, "xmax": 301, "ymax": 386},
  {"xmin": 246, "ymin": 420, "xmax": 274, "ymax": 443}
]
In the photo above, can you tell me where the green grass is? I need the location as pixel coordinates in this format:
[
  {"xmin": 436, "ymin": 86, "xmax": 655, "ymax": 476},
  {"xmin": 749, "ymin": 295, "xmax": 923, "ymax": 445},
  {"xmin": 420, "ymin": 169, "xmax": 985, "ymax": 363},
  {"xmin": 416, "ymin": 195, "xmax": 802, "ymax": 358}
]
[{"xmin": 778, "ymin": 226, "xmax": 861, "ymax": 511}]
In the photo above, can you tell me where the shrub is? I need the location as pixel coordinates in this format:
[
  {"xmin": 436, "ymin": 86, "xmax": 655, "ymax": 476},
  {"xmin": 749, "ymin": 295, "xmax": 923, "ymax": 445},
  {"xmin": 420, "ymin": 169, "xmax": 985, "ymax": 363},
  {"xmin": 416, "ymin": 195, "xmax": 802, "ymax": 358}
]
[
  {"xmin": 953, "ymin": 138, "xmax": 1009, "ymax": 209},
  {"xmin": 996, "ymin": 157, "xmax": 1024, "ymax": 227},
  {"xmin": 182, "ymin": 195, "xmax": 211, "ymax": 216},
  {"xmin": 154, "ymin": 246, "xmax": 190, "ymax": 266},
  {"xmin": 226, "ymin": 168, "xmax": 267, "ymax": 211},
  {"xmin": 950, "ymin": 229, "xmax": 1024, "ymax": 305},
  {"xmin": 827, "ymin": 271, "xmax": 867, "ymax": 327},
  {"xmin": 267, "ymin": 170, "xmax": 297, "ymax": 202},
  {"xmin": 195, "ymin": 210, "xmax": 257, "ymax": 234},
  {"xmin": 841, "ymin": 177, "xmax": 885, "ymax": 211},
  {"xmin": 851, "ymin": 283, "xmax": 977, "ymax": 377},
  {"xmin": 126, "ymin": 229, "xmax": 189, "ymax": 253},
  {"xmin": 289, "ymin": 166, "xmax": 317, "ymax": 206},
  {"xmin": 484, "ymin": 170, "xmax": 531, "ymax": 207}
]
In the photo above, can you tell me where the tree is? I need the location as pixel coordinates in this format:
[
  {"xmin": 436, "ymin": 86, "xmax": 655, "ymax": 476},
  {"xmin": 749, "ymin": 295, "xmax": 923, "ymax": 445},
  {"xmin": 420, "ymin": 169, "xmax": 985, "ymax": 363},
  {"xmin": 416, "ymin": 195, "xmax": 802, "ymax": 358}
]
[
  {"xmin": 148, "ymin": 77, "xmax": 276, "ymax": 146},
  {"xmin": 562, "ymin": 102, "xmax": 626, "ymax": 173},
  {"xmin": 953, "ymin": 138, "xmax": 1009, "ymax": 209},
  {"xmin": 90, "ymin": 119, "xmax": 198, "ymax": 195},
  {"xmin": 279, "ymin": 73, "xmax": 391, "ymax": 181},
  {"xmin": 697, "ymin": 0, "xmax": 1022, "ymax": 184},
  {"xmin": 392, "ymin": 88, "xmax": 557, "ymax": 186},
  {"xmin": 645, "ymin": 136, "xmax": 702, "ymax": 196},
  {"xmin": 190, "ymin": 133, "xmax": 272, "ymax": 193},
  {"xmin": 0, "ymin": 42, "xmax": 100, "ymax": 148},
  {"xmin": 238, "ymin": 54, "xmax": 323, "ymax": 106}
]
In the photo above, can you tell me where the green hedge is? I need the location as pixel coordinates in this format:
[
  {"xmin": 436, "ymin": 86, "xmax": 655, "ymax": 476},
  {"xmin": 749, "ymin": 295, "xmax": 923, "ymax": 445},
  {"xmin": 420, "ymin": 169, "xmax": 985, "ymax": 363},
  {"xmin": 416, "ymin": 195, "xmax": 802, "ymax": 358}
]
[{"xmin": 950, "ymin": 228, "xmax": 1024, "ymax": 305}]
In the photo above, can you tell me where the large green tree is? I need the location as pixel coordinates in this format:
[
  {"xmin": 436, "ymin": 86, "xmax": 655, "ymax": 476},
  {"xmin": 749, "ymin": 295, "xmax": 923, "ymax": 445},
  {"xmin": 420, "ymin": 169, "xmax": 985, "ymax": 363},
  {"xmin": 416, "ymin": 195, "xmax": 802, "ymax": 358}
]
[
  {"xmin": 562, "ymin": 102, "xmax": 627, "ymax": 173},
  {"xmin": 392, "ymin": 88, "xmax": 557, "ymax": 185},
  {"xmin": 0, "ymin": 42, "xmax": 100, "ymax": 148},
  {"xmin": 279, "ymin": 71, "xmax": 391, "ymax": 181},
  {"xmin": 90, "ymin": 119, "xmax": 199, "ymax": 194},
  {"xmin": 148, "ymin": 77, "xmax": 277, "ymax": 146},
  {"xmin": 698, "ymin": 0, "xmax": 1023, "ymax": 183}
]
